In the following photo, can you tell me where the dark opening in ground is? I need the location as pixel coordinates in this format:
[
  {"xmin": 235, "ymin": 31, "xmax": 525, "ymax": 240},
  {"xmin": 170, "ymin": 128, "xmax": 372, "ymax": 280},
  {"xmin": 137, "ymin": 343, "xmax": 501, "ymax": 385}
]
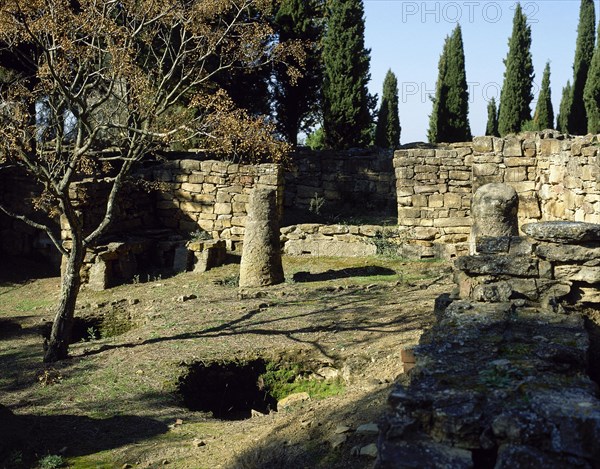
[{"xmin": 178, "ymin": 359, "xmax": 278, "ymax": 420}]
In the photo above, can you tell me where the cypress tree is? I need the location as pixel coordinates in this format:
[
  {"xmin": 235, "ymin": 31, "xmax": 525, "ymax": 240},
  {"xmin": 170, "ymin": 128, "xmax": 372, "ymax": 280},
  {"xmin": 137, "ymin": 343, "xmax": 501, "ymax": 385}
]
[
  {"xmin": 567, "ymin": 0, "xmax": 596, "ymax": 134},
  {"xmin": 584, "ymin": 25, "xmax": 600, "ymax": 133},
  {"xmin": 557, "ymin": 81, "xmax": 572, "ymax": 133},
  {"xmin": 428, "ymin": 24, "xmax": 471, "ymax": 144},
  {"xmin": 486, "ymin": 97, "xmax": 499, "ymax": 137},
  {"xmin": 322, "ymin": 0, "xmax": 373, "ymax": 149},
  {"xmin": 498, "ymin": 4, "xmax": 534, "ymax": 136},
  {"xmin": 532, "ymin": 62, "xmax": 554, "ymax": 130},
  {"xmin": 374, "ymin": 69, "xmax": 401, "ymax": 149},
  {"xmin": 273, "ymin": 0, "xmax": 324, "ymax": 145}
]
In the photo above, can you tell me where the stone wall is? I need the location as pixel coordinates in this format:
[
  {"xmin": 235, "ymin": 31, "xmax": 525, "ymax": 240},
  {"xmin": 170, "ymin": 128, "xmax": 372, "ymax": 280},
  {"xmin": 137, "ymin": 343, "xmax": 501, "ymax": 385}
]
[
  {"xmin": 394, "ymin": 132, "xmax": 600, "ymax": 258},
  {"xmin": 152, "ymin": 159, "xmax": 282, "ymax": 246},
  {"xmin": 284, "ymin": 149, "xmax": 396, "ymax": 216}
]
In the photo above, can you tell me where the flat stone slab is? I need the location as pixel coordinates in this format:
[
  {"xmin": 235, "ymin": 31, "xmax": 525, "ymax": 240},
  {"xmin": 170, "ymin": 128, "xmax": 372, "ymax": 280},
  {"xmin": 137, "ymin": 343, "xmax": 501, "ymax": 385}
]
[{"xmin": 522, "ymin": 222, "xmax": 600, "ymax": 244}]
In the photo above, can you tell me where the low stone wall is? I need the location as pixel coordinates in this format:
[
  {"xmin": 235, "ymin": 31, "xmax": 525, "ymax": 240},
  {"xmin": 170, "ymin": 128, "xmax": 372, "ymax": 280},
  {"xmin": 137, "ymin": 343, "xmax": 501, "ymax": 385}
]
[
  {"xmin": 280, "ymin": 224, "xmax": 382, "ymax": 257},
  {"xmin": 280, "ymin": 223, "xmax": 465, "ymax": 259},
  {"xmin": 394, "ymin": 132, "xmax": 600, "ymax": 258},
  {"xmin": 284, "ymin": 149, "xmax": 396, "ymax": 216},
  {"xmin": 152, "ymin": 159, "xmax": 283, "ymax": 244}
]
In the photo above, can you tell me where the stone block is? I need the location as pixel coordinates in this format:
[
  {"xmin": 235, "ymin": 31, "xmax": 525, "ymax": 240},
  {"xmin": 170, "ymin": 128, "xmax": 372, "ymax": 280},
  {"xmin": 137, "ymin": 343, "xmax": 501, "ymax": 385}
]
[
  {"xmin": 554, "ymin": 265, "xmax": 600, "ymax": 283},
  {"xmin": 180, "ymin": 183, "xmax": 203, "ymax": 193},
  {"xmin": 473, "ymin": 136, "xmax": 493, "ymax": 153},
  {"xmin": 429, "ymin": 194, "xmax": 444, "ymax": 208},
  {"xmin": 503, "ymin": 138, "xmax": 523, "ymax": 157},
  {"xmin": 473, "ymin": 163, "xmax": 498, "ymax": 177},
  {"xmin": 505, "ymin": 167, "xmax": 527, "ymax": 182},
  {"xmin": 444, "ymin": 193, "xmax": 462, "ymax": 209},
  {"xmin": 539, "ymin": 138, "xmax": 562, "ymax": 156},
  {"xmin": 214, "ymin": 203, "xmax": 232, "ymax": 215},
  {"xmin": 455, "ymin": 255, "xmax": 539, "ymax": 277},
  {"xmin": 179, "ymin": 159, "xmax": 201, "ymax": 171},
  {"xmin": 449, "ymin": 170, "xmax": 471, "ymax": 181}
]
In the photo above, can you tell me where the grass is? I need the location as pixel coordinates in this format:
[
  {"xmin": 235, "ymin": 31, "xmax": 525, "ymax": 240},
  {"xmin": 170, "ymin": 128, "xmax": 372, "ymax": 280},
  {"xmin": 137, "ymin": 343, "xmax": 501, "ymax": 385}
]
[
  {"xmin": 0, "ymin": 254, "xmax": 451, "ymax": 469},
  {"xmin": 260, "ymin": 362, "xmax": 345, "ymax": 401}
]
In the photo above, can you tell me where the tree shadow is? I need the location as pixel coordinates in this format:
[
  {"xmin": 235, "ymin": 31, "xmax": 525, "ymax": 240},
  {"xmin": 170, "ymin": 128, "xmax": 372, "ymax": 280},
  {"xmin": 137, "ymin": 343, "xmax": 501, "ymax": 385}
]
[
  {"xmin": 292, "ymin": 266, "xmax": 397, "ymax": 283},
  {"xmin": 81, "ymin": 287, "xmax": 426, "ymax": 364},
  {"xmin": 0, "ymin": 399, "xmax": 169, "ymax": 467}
]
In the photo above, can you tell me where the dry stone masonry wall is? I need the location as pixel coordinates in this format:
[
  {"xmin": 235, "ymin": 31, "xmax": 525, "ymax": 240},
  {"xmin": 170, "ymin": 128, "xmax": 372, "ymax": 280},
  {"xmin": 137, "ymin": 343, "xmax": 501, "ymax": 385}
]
[
  {"xmin": 284, "ymin": 149, "xmax": 396, "ymax": 216},
  {"xmin": 152, "ymin": 159, "xmax": 282, "ymax": 245},
  {"xmin": 395, "ymin": 132, "xmax": 600, "ymax": 259}
]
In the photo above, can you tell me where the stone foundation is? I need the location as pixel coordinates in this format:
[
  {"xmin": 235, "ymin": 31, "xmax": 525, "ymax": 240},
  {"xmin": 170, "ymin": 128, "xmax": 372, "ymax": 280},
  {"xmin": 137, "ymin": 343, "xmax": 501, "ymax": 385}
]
[{"xmin": 377, "ymin": 221, "xmax": 600, "ymax": 467}]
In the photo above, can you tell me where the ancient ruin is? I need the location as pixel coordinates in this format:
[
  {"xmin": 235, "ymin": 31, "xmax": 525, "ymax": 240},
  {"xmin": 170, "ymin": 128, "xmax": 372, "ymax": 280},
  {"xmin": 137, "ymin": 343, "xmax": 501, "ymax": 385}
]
[
  {"xmin": 376, "ymin": 183, "xmax": 600, "ymax": 468},
  {"xmin": 239, "ymin": 187, "xmax": 285, "ymax": 288}
]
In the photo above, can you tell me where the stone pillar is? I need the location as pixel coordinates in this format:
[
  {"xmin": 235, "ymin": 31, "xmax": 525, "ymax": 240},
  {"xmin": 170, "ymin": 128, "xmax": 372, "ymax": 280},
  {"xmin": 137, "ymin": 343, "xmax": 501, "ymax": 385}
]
[
  {"xmin": 239, "ymin": 188, "xmax": 284, "ymax": 288},
  {"xmin": 470, "ymin": 183, "xmax": 519, "ymax": 254}
]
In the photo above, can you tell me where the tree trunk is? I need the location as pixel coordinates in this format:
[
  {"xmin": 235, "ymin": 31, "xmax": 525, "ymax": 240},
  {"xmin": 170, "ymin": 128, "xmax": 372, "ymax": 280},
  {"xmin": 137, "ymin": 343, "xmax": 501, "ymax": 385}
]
[{"xmin": 43, "ymin": 237, "xmax": 85, "ymax": 363}]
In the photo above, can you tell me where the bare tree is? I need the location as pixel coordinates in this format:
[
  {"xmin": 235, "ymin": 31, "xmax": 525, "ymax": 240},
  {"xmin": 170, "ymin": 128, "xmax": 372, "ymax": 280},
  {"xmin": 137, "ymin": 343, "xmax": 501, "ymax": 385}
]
[{"xmin": 0, "ymin": 0, "xmax": 294, "ymax": 362}]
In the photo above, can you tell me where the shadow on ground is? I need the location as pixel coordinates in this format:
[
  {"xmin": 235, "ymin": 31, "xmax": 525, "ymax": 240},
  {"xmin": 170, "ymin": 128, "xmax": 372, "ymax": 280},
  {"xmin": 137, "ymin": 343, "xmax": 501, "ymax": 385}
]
[
  {"xmin": 292, "ymin": 266, "xmax": 396, "ymax": 283},
  {"xmin": 0, "ymin": 398, "xmax": 169, "ymax": 467}
]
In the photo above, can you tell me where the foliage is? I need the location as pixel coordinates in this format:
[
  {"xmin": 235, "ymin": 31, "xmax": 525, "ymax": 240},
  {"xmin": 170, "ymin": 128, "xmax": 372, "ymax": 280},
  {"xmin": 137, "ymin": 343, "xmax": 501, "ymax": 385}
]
[
  {"xmin": 427, "ymin": 25, "xmax": 471, "ymax": 144},
  {"xmin": 38, "ymin": 454, "xmax": 64, "ymax": 469},
  {"xmin": 485, "ymin": 97, "xmax": 499, "ymax": 137},
  {"xmin": 498, "ymin": 4, "xmax": 534, "ymax": 136},
  {"xmin": 584, "ymin": 26, "xmax": 600, "ymax": 133},
  {"xmin": 531, "ymin": 62, "xmax": 554, "ymax": 130},
  {"xmin": 374, "ymin": 69, "xmax": 401, "ymax": 149},
  {"xmin": 557, "ymin": 81, "xmax": 573, "ymax": 133},
  {"xmin": 0, "ymin": 0, "xmax": 293, "ymax": 362},
  {"xmin": 305, "ymin": 126, "xmax": 326, "ymax": 150},
  {"xmin": 567, "ymin": 0, "xmax": 596, "ymax": 135},
  {"xmin": 370, "ymin": 228, "xmax": 403, "ymax": 258},
  {"xmin": 190, "ymin": 229, "xmax": 212, "ymax": 241},
  {"xmin": 272, "ymin": 0, "xmax": 324, "ymax": 145},
  {"xmin": 260, "ymin": 362, "xmax": 344, "ymax": 401},
  {"xmin": 309, "ymin": 192, "xmax": 325, "ymax": 215},
  {"xmin": 322, "ymin": 0, "xmax": 374, "ymax": 149}
]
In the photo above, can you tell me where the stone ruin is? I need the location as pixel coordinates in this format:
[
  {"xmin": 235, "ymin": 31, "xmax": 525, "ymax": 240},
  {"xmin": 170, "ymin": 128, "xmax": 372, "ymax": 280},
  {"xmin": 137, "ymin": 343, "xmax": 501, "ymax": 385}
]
[
  {"xmin": 239, "ymin": 187, "xmax": 285, "ymax": 288},
  {"xmin": 377, "ymin": 183, "xmax": 600, "ymax": 468}
]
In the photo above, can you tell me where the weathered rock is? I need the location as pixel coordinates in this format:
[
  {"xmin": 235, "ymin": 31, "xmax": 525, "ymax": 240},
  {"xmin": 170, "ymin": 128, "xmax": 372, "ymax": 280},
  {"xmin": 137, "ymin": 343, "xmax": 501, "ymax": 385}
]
[
  {"xmin": 375, "ymin": 437, "xmax": 473, "ymax": 469},
  {"xmin": 239, "ymin": 188, "xmax": 284, "ymax": 288},
  {"xmin": 536, "ymin": 243, "xmax": 600, "ymax": 263},
  {"xmin": 455, "ymin": 255, "xmax": 538, "ymax": 277},
  {"xmin": 470, "ymin": 183, "xmax": 519, "ymax": 254},
  {"xmin": 522, "ymin": 221, "xmax": 600, "ymax": 244},
  {"xmin": 494, "ymin": 444, "xmax": 585, "ymax": 468},
  {"xmin": 277, "ymin": 392, "xmax": 310, "ymax": 410}
]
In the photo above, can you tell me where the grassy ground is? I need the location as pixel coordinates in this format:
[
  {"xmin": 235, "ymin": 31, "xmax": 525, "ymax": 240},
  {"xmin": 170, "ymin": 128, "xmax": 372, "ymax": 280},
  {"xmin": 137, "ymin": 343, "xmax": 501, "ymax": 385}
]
[{"xmin": 0, "ymin": 255, "xmax": 453, "ymax": 469}]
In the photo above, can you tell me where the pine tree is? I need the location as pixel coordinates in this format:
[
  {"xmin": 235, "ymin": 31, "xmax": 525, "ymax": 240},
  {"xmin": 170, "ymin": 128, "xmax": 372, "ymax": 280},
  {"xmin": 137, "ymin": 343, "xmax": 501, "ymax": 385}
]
[
  {"xmin": 532, "ymin": 62, "xmax": 554, "ymax": 130},
  {"xmin": 322, "ymin": 0, "xmax": 373, "ymax": 149},
  {"xmin": 374, "ymin": 69, "xmax": 401, "ymax": 148},
  {"xmin": 584, "ymin": 26, "xmax": 600, "ymax": 133},
  {"xmin": 557, "ymin": 81, "xmax": 572, "ymax": 133},
  {"xmin": 567, "ymin": 0, "xmax": 596, "ymax": 134},
  {"xmin": 486, "ymin": 97, "xmax": 499, "ymax": 137},
  {"xmin": 498, "ymin": 4, "xmax": 534, "ymax": 136},
  {"xmin": 427, "ymin": 24, "xmax": 471, "ymax": 144},
  {"xmin": 273, "ymin": 0, "xmax": 324, "ymax": 145}
]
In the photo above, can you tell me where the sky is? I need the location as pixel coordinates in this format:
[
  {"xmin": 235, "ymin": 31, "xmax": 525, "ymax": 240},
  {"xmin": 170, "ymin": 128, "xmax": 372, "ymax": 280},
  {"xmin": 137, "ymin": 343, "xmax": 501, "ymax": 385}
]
[{"xmin": 363, "ymin": 1, "xmax": 587, "ymax": 143}]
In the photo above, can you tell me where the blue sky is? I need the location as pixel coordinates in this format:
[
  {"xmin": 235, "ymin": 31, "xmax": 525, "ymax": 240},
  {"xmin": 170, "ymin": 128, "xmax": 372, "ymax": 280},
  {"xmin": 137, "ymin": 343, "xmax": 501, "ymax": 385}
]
[{"xmin": 364, "ymin": 1, "xmax": 586, "ymax": 143}]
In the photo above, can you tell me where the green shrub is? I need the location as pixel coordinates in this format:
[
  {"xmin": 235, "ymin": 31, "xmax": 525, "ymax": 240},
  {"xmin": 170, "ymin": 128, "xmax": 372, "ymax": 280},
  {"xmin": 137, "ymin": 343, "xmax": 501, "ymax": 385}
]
[{"xmin": 39, "ymin": 454, "xmax": 64, "ymax": 469}]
